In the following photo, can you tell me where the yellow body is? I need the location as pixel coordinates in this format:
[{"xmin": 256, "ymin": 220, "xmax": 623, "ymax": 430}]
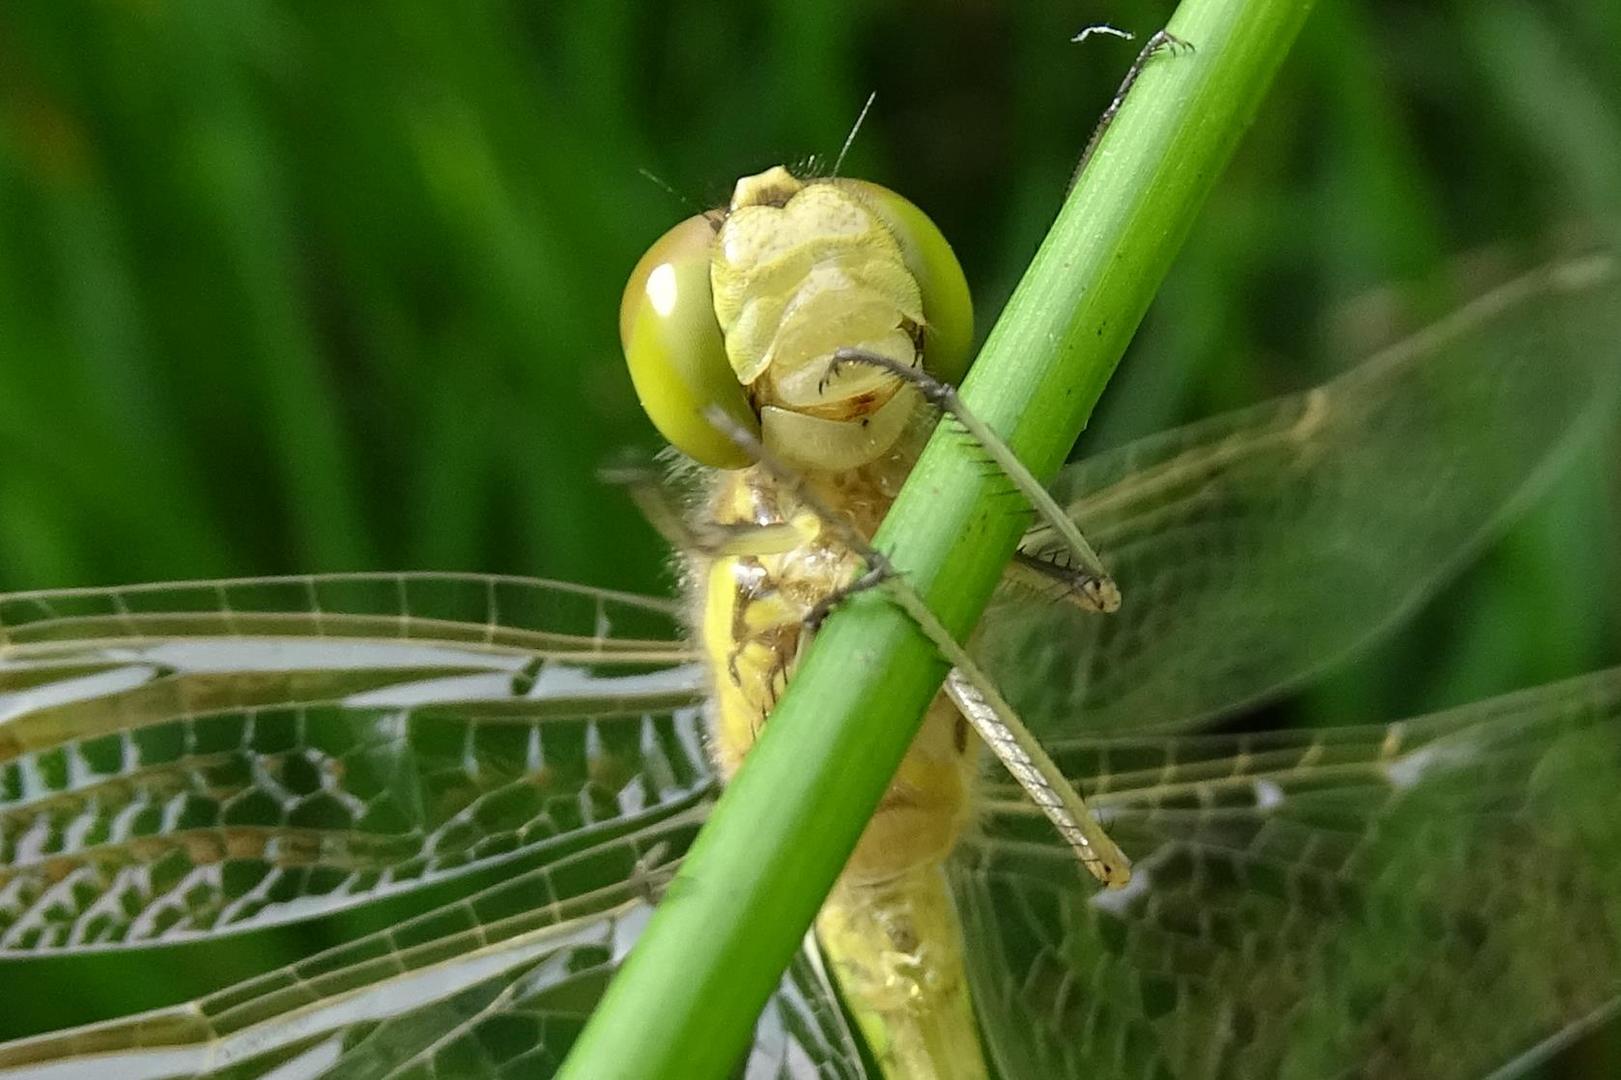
[
  {"xmin": 690, "ymin": 168, "xmax": 989, "ymax": 1078},
  {"xmin": 698, "ymin": 457, "xmax": 988, "ymax": 1079}
]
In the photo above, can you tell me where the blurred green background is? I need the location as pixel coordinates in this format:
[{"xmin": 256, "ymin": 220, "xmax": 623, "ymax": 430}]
[{"xmin": 0, "ymin": 0, "xmax": 1617, "ymax": 1072}]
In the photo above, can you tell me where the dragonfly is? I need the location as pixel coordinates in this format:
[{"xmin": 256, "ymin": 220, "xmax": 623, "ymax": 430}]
[{"xmin": 0, "ymin": 207, "xmax": 1617, "ymax": 1080}]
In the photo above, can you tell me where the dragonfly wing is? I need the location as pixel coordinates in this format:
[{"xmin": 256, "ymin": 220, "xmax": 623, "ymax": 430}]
[
  {"xmin": 955, "ymin": 667, "xmax": 1621, "ymax": 1078},
  {"xmin": 980, "ymin": 255, "xmax": 1621, "ymax": 736},
  {"xmin": 0, "ymin": 573, "xmax": 869, "ymax": 1076},
  {"xmin": 0, "ymin": 573, "xmax": 707, "ymax": 954},
  {"xmin": 0, "ymin": 812, "xmax": 867, "ymax": 1078}
]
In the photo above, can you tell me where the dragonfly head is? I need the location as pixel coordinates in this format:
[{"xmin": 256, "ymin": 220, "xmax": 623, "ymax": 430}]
[{"xmin": 620, "ymin": 166, "xmax": 973, "ymax": 470}]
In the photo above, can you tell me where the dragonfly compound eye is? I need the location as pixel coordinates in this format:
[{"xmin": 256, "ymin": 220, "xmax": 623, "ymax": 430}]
[
  {"xmin": 832, "ymin": 179, "xmax": 975, "ymax": 387},
  {"xmin": 620, "ymin": 213, "xmax": 761, "ymax": 468}
]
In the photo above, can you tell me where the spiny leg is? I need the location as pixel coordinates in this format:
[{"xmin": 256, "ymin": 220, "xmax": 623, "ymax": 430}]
[
  {"xmin": 824, "ymin": 348, "xmax": 1121, "ymax": 614},
  {"xmin": 704, "ymin": 406, "xmax": 1132, "ymax": 889},
  {"xmin": 941, "ymin": 668, "xmax": 1130, "ymax": 887},
  {"xmin": 1003, "ymin": 550, "xmax": 1121, "ymax": 614},
  {"xmin": 1070, "ymin": 28, "xmax": 1195, "ymax": 190},
  {"xmin": 804, "ymin": 562, "xmax": 892, "ymax": 635}
]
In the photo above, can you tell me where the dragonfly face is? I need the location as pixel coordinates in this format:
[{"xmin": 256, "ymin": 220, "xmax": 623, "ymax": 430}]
[{"xmin": 619, "ymin": 166, "xmax": 973, "ymax": 471}]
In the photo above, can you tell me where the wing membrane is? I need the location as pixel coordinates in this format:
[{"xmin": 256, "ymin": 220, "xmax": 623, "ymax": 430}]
[
  {"xmin": 956, "ymin": 667, "xmax": 1621, "ymax": 1078},
  {"xmin": 0, "ymin": 812, "xmax": 864, "ymax": 1079},
  {"xmin": 0, "ymin": 573, "xmax": 709, "ymax": 953},
  {"xmin": 0, "ymin": 573, "xmax": 683, "ymax": 648},
  {"xmin": 0, "ymin": 574, "xmax": 867, "ymax": 1076},
  {"xmin": 982, "ymin": 255, "xmax": 1621, "ymax": 736},
  {"xmin": 0, "ymin": 815, "xmax": 700, "ymax": 1077}
]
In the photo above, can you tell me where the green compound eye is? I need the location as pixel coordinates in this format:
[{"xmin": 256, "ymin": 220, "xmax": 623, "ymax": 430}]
[
  {"xmin": 833, "ymin": 179, "xmax": 975, "ymax": 387},
  {"xmin": 619, "ymin": 214, "xmax": 760, "ymax": 468}
]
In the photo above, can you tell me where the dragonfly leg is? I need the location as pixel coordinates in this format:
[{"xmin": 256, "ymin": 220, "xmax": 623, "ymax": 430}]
[
  {"xmin": 943, "ymin": 664, "xmax": 1130, "ymax": 887},
  {"xmin": 1001, "ymin": 550, "xmax": 1122, "ymax": 614},
  {"xmin": 702, "ymin": 405, "xmax": 1132, "ymax": 888},
  {"xmin": 1070, "ymin": 28, "xmax": 1195, "ymax": 190},
  {"xmin": 788, "ymin": 561, "xmax": 895, "ymax": 676},
  {"xmin": 804, "ymin": 560, "xmax": 894, "ymax": 634},
  {"xmin": 825, "ymin": 348, "xmax": 1121, "ymax": 614}
]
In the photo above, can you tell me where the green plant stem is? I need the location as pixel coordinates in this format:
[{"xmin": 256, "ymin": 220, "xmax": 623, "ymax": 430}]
[{"xmin": 559, "ymin": 1, "xmax": 1314, "ymax": 1076}]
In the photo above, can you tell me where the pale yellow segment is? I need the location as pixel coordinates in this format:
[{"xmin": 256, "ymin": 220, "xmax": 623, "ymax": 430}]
[
  {"xmin": 709, "ymin": 169, "xmax": 926, "ymax": 471},
  {"xmin": 696, "ymin": 457, "xmax": 987, "ymax": 1079},
  {"xmin": 816, "ymin": 862, "xmax": 990, "ymax": 1080}
]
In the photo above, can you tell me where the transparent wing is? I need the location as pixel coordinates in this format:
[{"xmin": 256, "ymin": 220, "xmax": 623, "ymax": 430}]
[
  {"xmin": 0, "ymin": 813, "xmax": 867, "ymax": 1079},
  {"xmin": 980, "ymin": 254, "xmax": 1621, "ymax": 736},
  {"xmin": 0, "ymin": 573, "xmax": 704, "ymax": 952},
  {"xmin": 0, "ymin": 573, "xmax": 867, "ymax": 1076},
  {"xmin": 955, "ymin": 667, "xmax": 1621, "ymax": 1079}
]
